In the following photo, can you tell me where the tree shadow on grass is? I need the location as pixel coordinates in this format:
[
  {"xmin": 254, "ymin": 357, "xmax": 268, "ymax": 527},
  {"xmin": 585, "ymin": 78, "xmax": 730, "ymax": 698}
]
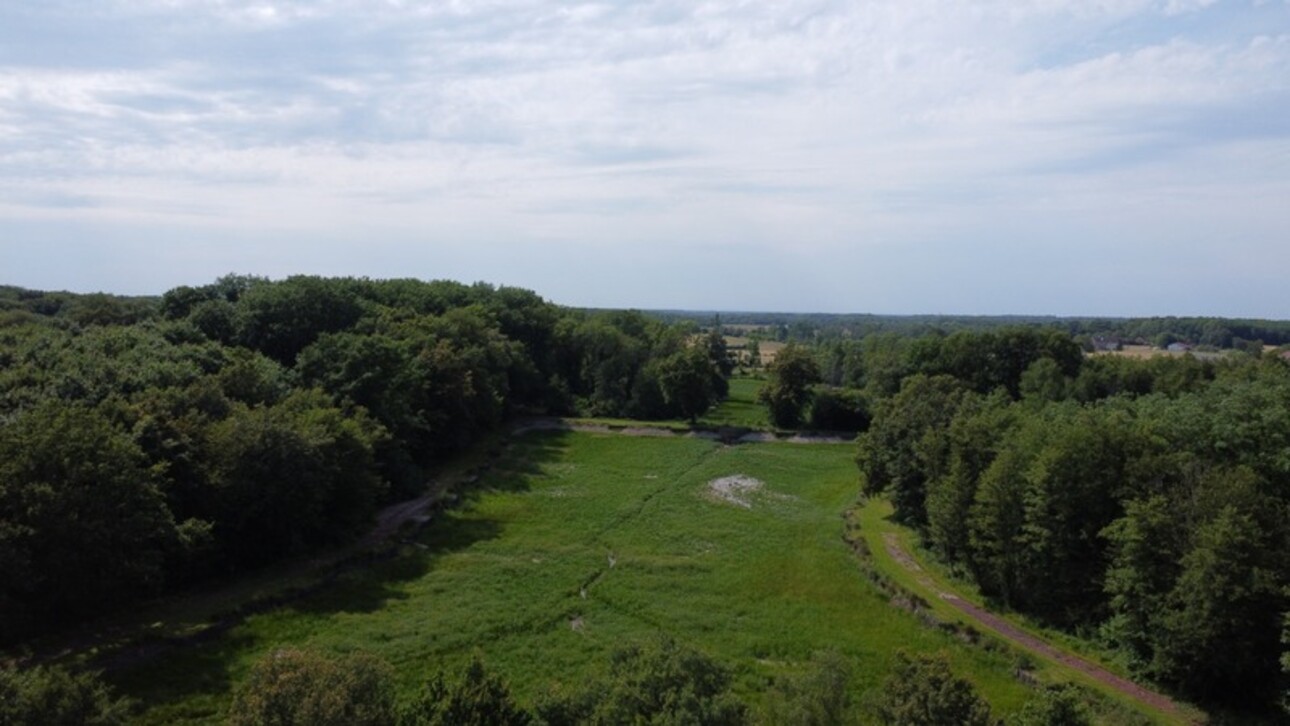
[{"xmin": 104, "ymin": 428, "xmax": 573, "ymax": 720}]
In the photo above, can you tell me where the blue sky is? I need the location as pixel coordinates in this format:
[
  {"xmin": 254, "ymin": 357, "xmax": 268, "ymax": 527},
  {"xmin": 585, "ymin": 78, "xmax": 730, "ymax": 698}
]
[{"xmin": 1, "ymin": 1, "xmax": 1287, "ymax": 316}]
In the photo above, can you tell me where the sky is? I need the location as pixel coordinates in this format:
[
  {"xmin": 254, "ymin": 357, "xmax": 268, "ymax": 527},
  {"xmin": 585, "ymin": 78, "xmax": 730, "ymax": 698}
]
[{"xmin": 1, "ymin": 1, "xmax": 1288, "ymax": 316}]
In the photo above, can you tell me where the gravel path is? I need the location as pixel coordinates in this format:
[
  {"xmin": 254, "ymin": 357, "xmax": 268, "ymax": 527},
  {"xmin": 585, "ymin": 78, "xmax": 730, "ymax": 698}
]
[{"xmin": 880, "ymin": 534, "xmax": 1187, "ymax": 720}]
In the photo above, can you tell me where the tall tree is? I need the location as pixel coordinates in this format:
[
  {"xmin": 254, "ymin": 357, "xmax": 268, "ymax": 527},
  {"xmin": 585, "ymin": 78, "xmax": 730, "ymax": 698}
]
[
  {"xmin": 759, "ymin": 343, "xmax": 822, "ymax": 428},
  {"xmin": 658, "ymin": 346, "xmax": 718, "ymax": 423},
  {"xmin": 0, "ymin": 402, "xmax": 176, "ymax": 641}
]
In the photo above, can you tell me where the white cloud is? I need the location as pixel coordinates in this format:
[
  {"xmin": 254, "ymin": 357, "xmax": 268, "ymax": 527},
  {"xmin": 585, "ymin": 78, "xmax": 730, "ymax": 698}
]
[{"xmin": 1, "ymin": 0, "xmax": 1287, "ymax": 313}]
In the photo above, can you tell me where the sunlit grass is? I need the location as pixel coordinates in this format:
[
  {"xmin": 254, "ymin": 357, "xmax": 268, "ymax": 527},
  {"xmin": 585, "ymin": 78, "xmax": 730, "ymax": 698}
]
[{"xmin": 117, "ymin": 432, "xmax": 1051, "ymax": 723}]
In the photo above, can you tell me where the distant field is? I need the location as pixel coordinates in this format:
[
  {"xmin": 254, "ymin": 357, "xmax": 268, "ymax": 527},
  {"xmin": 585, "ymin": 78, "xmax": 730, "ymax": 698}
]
[
  {"xmin": 698, "ymin": 376, "xmax": 768, "ymax": 429},
  {"xmin": 1093, "ymin": 344, "xmax": 1228, "ymax": 361},
  {"xmin": 113, "ymin": 432, "xmax": 1046, "ymax": 724},
  {"xmin": 724, "ymin": 336, "xmax": 786, "ymax": 364}
]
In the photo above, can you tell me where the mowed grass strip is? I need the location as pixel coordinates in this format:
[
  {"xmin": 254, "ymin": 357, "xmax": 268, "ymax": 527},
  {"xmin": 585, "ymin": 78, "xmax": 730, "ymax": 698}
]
[{"xmin": 115, "ymin": 431, "xmax": 1034, "ymax": 723}]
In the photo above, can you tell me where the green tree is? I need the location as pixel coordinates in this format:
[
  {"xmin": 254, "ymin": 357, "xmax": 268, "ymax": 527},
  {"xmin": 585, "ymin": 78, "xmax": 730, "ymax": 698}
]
[
  {"xmin": 877, "ymin": 652, "xmax": 992, "ymax": 726},
  {"xmin": 658, "ymin": 347, "xmax": 718, "ymax": 423},
  {"xmin": 399, "ymin": 656, "xmax": 531, "ymax": 726},
  {"xmin": 705, "ymin": 327, "xmax": 734, "ymax": 397},
  {"xmin": 758, "ymin": 651, "xmax": 854, "ymax": 726},
  {"xmin": 205, "ymin": 391, "xmax": 385, "ymax": 567},
  {"xmin": 1012, "ymin": 685, "xmax": 1090, "ymax": 726},
  {"xmin": 234, "ymin": 276, "xmax": 366, "ymax": 364},
  {"xmin": 925, "ymin": 391, "xmax": 1014, "ymax": 564},
  {"xmin": 967, "ymin": 448, "xmax": 1029, "ymax": 606},
  {"xmin": 0, "ymin": 664, "xmax": 131, "ymax": 726},
  {"xmin": 1101, "ymin": 495, "xmax": 1183, "ymax": 666},
  {"xmin": 1018, "ymin": 358, "xmax": 1067, "ymax": 404},
  {"xmin": 228, "ymin": 648, "xmax": 395, "ymax": 726},
  {"xmin": 537, "ymin": 636, "xmax": 748, "ymax": 726},
  {"xmin": 858, "ymin": 374, "xmax": 969, "ymax": 526},
  {"xmin": 1153, "ymin": 505, "xmax": 1283, "ymax": 701},
  {"xmin": 0, "ymin": 402, "xmax": 176, "ymax": 641},
  {"xmin": 808, "ymin": 388, "xmax": 869, "ymax": 432},
  {"xmin": 759, "ymin": 343, "xmax": 822, "ymax": 428}
]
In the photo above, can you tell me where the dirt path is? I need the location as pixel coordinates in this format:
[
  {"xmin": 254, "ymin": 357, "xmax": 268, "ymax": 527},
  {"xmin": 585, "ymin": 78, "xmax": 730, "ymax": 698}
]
[
  {"xmin": 509, "ymin": 417, "xmax": 853, "ymax": 444},
  {"xmin": 880, "ymin": 534, "xmax": 1187, "ymax": 720},
  {"xmin": 362, "ymin": 491, "xmax": 438, "ymax": 548}
]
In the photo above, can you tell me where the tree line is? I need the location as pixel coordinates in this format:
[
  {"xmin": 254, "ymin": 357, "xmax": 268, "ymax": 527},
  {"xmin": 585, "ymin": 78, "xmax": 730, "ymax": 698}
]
[
  {"xmin": 5, "ymin": 635, "xmax": 1089, "ymax": 725},
  {"xmin": 649, "ymin": 305, "xmax": 1290, "ymax": 349},
  {"xmin": 856, "ymin": 328, "xmax": 1290, "ymax": 715},
  {"xmin": 0, "ymin": 276, "xmax": 733, "ymax": 645}
]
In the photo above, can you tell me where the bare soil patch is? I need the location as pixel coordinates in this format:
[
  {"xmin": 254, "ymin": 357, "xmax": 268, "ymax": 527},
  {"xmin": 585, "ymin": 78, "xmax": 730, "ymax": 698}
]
[{"xmin": 707, "ymin": 475, "xmax": 765, "ymax": 508}]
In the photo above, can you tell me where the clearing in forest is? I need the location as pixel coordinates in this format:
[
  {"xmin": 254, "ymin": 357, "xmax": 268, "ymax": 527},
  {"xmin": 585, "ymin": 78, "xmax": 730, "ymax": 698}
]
[{"xmin": 110, "ymin": 431, "xmax": 1152, "ymax": 724}]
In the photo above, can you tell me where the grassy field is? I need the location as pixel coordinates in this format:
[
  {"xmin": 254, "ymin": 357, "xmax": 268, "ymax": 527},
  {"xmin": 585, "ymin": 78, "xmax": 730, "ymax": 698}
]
[
  {"xmin": 109, "ymin": 431, "xmax": 1055, "ymax": 723},
  {"xmin": 699, "ymin": 376, "xmax": 769, "ymax": 429}
]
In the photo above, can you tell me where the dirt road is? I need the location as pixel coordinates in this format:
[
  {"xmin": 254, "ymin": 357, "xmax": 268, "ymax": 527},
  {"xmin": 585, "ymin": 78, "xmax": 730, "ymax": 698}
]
[{"xmin": 880, "ymin": 533, "xmax": 1187, "ymax": 720}]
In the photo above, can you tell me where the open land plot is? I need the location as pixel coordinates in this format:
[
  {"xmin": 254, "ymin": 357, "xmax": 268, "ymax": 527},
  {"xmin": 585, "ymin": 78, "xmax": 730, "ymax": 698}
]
[
  {"xmin": 698, "ymin": 376, "xmax": 768, "ymax": 429},
  {"xmin": 1093, "ymin": 344, "xmax": 1228, "ymax": 361},
  {"xmin": 723, "ymin": 336, "xmax": 786, "ymax": 365},
  {"xmin": 110, "ymin": 432, "xmax": 1150, "ymax": 724}
]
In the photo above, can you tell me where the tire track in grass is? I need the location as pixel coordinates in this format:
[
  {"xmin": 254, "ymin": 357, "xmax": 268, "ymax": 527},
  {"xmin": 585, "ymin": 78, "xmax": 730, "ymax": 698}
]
[
  {"xmin": 570, "ymin": 441, "xmax": 724, "ymax": 632},
  {"xmin": 880, "ymin": 533, "xmax": 1189, "ymax": 721}
]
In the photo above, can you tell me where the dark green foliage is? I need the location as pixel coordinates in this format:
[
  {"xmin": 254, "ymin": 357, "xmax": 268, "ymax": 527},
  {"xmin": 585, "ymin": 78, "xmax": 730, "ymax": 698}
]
[
  {"xmin": 234, "ymin": 276, "xmax": 367, "ymax": 364},
  {"xmin": 908, "ymin": 327, "xmax": 1081, "ymax": 398},
  {"xmin": 398, "ymin": 656, "xmax": 531, "ymax": 726},
  {"xmin": 1012, "ymin": 685, "xmax": 1090, "ymax": 726},
  {"xmin": 0, "ymin": 277, "xmax": 743, "ymax": 644},
  {"xmin": 227, "ymin": 648, "xmax": 395, "ymax": 726},
  {"xmin": 808, "ymin": 387, "xmax": 869, "ymax": 432},
  {"xmin": 537, "ymin": 636, "xmax": 748, "ymax": 726},
  {"xmin": 926, "ymin": 391, "xmax": 1015, "ymax": 565},
  {"xmin": 205, "ymin": 391, "xmax": 386, "ymax": 566},
  {"xmin": 1018, "ymin": 358, "xmax": 1067, "ymax": 403},
  {"xmin": 657, "ymin": 346, "xmax": 720, "ymax": 423},
  {"xmin": 759, "ymin": 343, "xmax": 822, "ymax": 428},
  {"xmin": 859, "ymin": 343, "xmax": 1290, "ymax": 712},
  {"xmin": 1152, "ymin": 504, "xmax": 1283, "ymax": 701},
  {"xmin": 1101, "ymin": 495, "xmax": 1183, "ymax": 667},
  {"xmin": 858, "ymin": 375, "xmax": 969, "ymax": 526},
  {"xmin": 0, "ymin": 402, "xmax": 176, "ymax": 641},
  {"xmin": 758, "ymin": 651, "xmax": 854, "ymax": 726},
  {"xmin": 876, "ymin": 651, "xmax": 993, "ymax": 726},
  {"xmin": 0, "ymin": 664, "xmax": 131, "ymax": 726}
]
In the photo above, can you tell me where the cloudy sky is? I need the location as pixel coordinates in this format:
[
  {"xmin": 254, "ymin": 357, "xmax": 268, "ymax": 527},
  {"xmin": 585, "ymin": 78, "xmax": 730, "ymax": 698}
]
[{"xmin": 1, "ymin": 1, "xmax": 1287, "ymax": 315}]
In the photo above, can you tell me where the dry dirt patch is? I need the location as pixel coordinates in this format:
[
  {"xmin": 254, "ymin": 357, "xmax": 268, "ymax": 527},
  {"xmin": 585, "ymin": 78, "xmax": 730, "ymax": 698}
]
[{"xmin": 707, "ymin": 474, "xmax": 766, "ymax": 508}]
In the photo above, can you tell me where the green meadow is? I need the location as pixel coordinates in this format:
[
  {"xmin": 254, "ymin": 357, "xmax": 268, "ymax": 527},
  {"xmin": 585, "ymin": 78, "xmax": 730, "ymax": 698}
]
[
  {"xmin": 113, "ymin": 430, "xmax": 1103, "ymax": 723},
  {"xmin": 699, "ymin": 376, "xmax": 770, "ymax": 429}
]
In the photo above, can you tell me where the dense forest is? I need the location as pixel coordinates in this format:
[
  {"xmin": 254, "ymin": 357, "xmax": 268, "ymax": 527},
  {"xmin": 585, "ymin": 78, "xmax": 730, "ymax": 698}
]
[
  {"xmin": 3, "ymin": 278, "xmax": 1290, "ymax": 721},
  {"xmin": 852, "ymin": 328, "xmax": 1290, "ymax": 713},
  {"xmin": 0, "ymin": 276, "xmax": 732, "ymax": 645}
]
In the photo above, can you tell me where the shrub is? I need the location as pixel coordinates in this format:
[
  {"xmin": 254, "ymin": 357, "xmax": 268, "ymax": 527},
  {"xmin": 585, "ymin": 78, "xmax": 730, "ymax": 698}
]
[
  {"xmin": 228, "ymin": 648, "xmax": 395, "ymax": 726},
  {"xmin": 0, "ymin": 663, "xmax": 131, "ymax": 726},
  {"xmin": 876, "ymin": 651, "xmax": 992, "ymax": 726}
]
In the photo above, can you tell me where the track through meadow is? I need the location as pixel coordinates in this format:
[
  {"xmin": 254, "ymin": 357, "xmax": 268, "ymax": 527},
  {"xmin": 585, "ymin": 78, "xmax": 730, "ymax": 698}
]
[{"xmin": 879, "ymin": 533, "xmax": 1188, "ymax": 721}]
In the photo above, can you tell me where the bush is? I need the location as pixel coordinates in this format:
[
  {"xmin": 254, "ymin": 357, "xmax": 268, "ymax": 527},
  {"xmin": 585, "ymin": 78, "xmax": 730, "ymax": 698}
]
[
  {"xmin": 808, "ymin": 388, "xmax": 869, "ymax": 432},
  {"xmin": 537, "ymin": 636, "xmax": 748, "ymax": 726},
  {"xmin": 228, "ymin": 648, "xmax": 395, "ymax": 726},
  {"xmin": 1013, "ymin": 685, "xmax": 1091, "ymax": 726},
  {"xmin": 0, "ymin": 664, "xmax": 131, "ymax": 726},
  {"xmin": 758, "ymin": 650, "xmax": 854, "ymax": 725},
  {"xmin": 876, "ymin": 651, "xmax": 992, "ymax": 726},
  {"xmin": 398, "ymin": 655, "xmax": 531, "ymax": 726}
]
